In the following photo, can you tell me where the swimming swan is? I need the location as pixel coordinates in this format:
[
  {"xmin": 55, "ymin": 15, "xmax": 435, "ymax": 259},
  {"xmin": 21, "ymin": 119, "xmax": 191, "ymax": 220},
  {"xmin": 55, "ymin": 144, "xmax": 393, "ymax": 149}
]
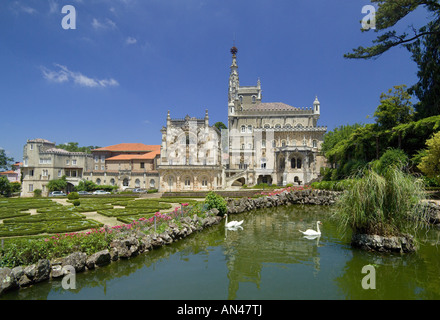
[
  {"xmin": 299, "ymin": 221, "xmax": 322, "ymax": 236},
  {"xmin": 225, "ymin": 214, "xmax": 244, "ymax": 228}
]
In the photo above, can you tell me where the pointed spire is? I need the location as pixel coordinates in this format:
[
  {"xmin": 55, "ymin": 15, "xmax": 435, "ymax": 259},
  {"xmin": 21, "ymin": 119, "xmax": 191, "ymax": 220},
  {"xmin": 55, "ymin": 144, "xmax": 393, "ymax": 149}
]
[{"xmin": 314, "ymin": 96, "xmax": 320, "ymax": 105}]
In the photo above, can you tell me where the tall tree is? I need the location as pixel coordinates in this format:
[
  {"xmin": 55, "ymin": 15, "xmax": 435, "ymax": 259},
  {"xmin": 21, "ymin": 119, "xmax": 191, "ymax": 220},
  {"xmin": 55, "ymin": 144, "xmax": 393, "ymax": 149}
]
[
  {"xmin": 0, "ymin": 149, "xmax": 14, "ymax": 171},
  {"xmin": 373, "ymin": 85, "xmax": 414, "ymax": 130},
  {"xmin": 345, "ymin": 0, "xmax": 440, "ymax": 118}
]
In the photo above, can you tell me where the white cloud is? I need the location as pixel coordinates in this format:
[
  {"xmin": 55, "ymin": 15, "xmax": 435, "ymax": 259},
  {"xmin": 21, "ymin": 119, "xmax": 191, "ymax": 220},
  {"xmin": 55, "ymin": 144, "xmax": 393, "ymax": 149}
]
[
  {"xmin": 92, "ymin": 18, "xmax": 117, "ymax": 30},
  {"xmin": 126, "ymin": 37, "xmax": 137, "ymax": 45},
  {"xmin": 48, "ymin": 0, "xmax": 59, "ymax": 14},
  {"xmin": 11, "ymin": 2, "xmax": 37, "ymax": 15},
  {"xmin": 41, "ymin": 64, "xmax": 119, "ymax": 88}
]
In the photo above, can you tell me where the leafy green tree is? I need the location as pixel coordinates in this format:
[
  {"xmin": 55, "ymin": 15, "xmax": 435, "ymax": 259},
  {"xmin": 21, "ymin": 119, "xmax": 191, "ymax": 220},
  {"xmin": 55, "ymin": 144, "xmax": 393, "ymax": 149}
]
[
  {"xmin": 214, "ymin": 122, "xmax": 227, "ymax": 131},
  {"xmin": 418, "ymin": 131, "xmax": 440, "ymax": 182},
  {"xmin": 373, "ymin": 85, "xmax": 414, "ymax": 130},
  {"xmin": 47, "ymin": 176, "xmax": 67, "ymax": 192},
  {"xmin": 0, "ymin": 176, "xmax": 11, "ymax": 196},
  {"xmin": 75, "ymin": 180, "xmax": 98, "ymax": 192},
  {"xmin": 0, "ymin": 149, "xmax": 14, "ymax": 171},
  {"xmin": 56, "ymin": 142, "xmax": 100, "ymax": 154},
  {"xmin": 345, "ymin": 0, "xmax": 440, "ymax": 118}
]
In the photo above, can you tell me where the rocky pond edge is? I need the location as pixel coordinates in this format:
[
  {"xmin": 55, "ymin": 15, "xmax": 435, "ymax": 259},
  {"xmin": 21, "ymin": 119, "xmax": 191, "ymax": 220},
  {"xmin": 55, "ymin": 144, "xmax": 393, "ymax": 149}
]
[{"xmin": 1, "ymin": 189, "xmax": 440, "ymax": 296}]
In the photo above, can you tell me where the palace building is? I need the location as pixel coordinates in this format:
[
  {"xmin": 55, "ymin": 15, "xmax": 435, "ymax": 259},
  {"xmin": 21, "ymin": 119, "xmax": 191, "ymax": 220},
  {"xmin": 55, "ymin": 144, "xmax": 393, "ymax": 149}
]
[
  {"xmin": 158, "ymin": 47, "xmax": 327, "ymax": 192},
  {"xmin": 224, "ymin": 46, "xmax": 327, "ymax": 188}
]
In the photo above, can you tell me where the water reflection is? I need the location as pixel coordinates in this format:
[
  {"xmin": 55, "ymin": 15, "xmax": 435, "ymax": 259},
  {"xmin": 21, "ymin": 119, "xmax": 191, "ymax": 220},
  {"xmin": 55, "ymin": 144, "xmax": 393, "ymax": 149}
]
[{"xmin": 2, "ymin": 205, "xmax": 440, "ymax": 300}]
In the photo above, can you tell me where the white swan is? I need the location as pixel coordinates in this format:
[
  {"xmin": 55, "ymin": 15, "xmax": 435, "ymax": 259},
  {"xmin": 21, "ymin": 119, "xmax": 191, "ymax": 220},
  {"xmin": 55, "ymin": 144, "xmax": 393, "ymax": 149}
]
[
  {"xmin": 225, "ymin": 214, "xmax": 244, "ymax": 229},
  {"xmin": 299, "ymin": 221, "xmax": 322, "ymax": 236}
]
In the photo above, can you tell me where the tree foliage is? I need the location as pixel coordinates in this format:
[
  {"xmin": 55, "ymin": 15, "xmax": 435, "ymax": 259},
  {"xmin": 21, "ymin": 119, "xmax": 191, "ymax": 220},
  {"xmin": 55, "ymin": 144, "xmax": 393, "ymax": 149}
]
[
  {"xmin": 214, "ymin": 122, "xmax": 227, "ymax": 131},
  {"xmin": 418, "ymin": 131, "xmax": 440, "ymax": 181},
  {"xmin": 47, "ymin": 176, "xmax": 67, "ymax": 192},
  {"xmin": 0, "ymin": 176, "xmax": 11, "ymax": 196},
  {"xmin": 0, "ymin": 149, "xmax": 14, "ymax": 171},
  {"xmin": 56, "ymin": 142, "xmax": 100, "ymax": 154},
  {"xmin": 345, "ymin": 0, "xmax": 440, "ymax": 118},
  {"xmin": 374, "ymin": 85, "xmax": 414, "ymax": 129}
]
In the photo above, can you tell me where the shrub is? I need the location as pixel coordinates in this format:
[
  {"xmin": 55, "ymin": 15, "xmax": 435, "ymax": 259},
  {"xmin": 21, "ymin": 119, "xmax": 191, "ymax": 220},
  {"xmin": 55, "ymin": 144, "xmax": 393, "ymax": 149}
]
[
  {"xmin": 67, "ymin": 192, "xmax": 79, "ymax": 200},
  {"xmin": 33, "ymin": 189, "xmax": 42, "ymax": 198},
  {"xmin": 336, "ymin": 167, "xmax": 428, "ymax": 237},
  {"xmin": 375, "ymin": 148, "xmax": 409, "ymax": 175},
  {"xmin": 204, "ymin": 192, "xmax": 227, "ymax": 216},
  {"xmin": 72, "ymin": 200, "xmax": 81, "ymax": 206}
]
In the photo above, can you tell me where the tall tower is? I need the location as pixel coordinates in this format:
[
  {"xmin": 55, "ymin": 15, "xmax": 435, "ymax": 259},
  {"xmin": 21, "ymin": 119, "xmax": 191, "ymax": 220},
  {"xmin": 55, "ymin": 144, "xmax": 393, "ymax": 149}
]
[{"xmin": 228, "ymin": 46, "xmax": 239, "ymax": 118}]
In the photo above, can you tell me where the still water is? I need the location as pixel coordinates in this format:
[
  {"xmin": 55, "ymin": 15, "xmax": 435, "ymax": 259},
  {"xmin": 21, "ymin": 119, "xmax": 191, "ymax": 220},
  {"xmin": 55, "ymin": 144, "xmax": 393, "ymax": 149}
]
[{"xmin": 3, "ymin": 205, "xmax": 440, "ymax": 300}]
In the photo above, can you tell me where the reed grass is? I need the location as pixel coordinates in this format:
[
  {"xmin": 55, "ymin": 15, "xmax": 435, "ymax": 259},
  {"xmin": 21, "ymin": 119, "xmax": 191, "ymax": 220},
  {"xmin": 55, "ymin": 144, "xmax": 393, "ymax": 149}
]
[{"xmin": 336, "ymin": 167, "xmax": 429, "ymax": 237}]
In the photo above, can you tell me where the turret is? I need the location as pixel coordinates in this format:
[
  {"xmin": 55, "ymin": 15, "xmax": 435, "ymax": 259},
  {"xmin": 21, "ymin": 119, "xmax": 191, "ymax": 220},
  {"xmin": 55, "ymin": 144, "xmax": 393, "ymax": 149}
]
[{"xmin": 313, "ymin": 96, "xmax": 320, "ymax": 115}]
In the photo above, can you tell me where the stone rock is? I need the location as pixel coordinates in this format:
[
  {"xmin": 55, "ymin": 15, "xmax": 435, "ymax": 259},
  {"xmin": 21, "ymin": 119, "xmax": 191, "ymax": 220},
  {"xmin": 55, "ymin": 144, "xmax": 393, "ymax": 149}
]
[
  {"xmin": 51, "ymin": 265, "xmax": 64, "ymax": 278},
  {"xmin": 0, "ymin": 268, "xmax": 18, "ymax": 295},
  {"xmin": 63, "ymin": 252, "xmax": 87, "ymax": 272},
  {"xmin": 110, "ymin": 237, "xmax": 139, "ymax": 259},
  {"xmin": 86, "ymin": 250, "xmax": 111, "ymax": 269},
  {"xmin": 34, "ymin": 259, "xmax": 51, "ymax": 283},
  {"xmin": 24, "ymin": 264, "xmax": 36, "ymax": 280},
  {"xmin": 351, "ymin": 233, "xmax": 417, "ymax": 253},
  {"xmin": 109, "ymin": 247, "xmax": 119, "ymax": 261}
]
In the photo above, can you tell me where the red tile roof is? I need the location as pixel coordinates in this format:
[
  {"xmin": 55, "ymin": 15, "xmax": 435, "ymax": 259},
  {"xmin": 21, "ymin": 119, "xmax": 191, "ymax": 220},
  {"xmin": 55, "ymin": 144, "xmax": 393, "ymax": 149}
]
[
  {"xmin": 93, "ymin": 143, "xmax": 160, "ymax": 153},
  {"xmin": 0, "ymin": 171, "xmax": 18, "ymax": 175},
  {"xmin": 106, "ymin": 152, "xmax": 159, "ymax": 161}
]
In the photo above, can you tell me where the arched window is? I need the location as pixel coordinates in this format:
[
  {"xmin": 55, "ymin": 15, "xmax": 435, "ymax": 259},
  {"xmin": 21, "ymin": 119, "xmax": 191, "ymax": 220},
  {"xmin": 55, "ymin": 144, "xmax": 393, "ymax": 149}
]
[
  {"xmin": 110, "ymin": 178, "xmax": 115, "ymax": 186},
  {"xmin": 252, "ymin": 95, "xmax": 256, "ymax": 103},
  {"xmin": 135, "ymin": 179, "xmax": 140, "ymax": 188},
  {"xmin": 279, "ymin": 158, "xmax": 285, "ymax": 170},
  {"xmin": 313, "ymin": 140, "xmax": 318, "ymax": 148},
  {"xmin": 264, "ymin": 124, "xmax": 271, "ymax": 129},
  {"xmin": 247, "ymin": 125, "xmax": 252, "ymax": 133},
  {"xmin": 241, "ymin": 125, "xmax": 246, "ymax": 133},
  {"xmin": 184, "ymin": 177, "xmax": 191, "ymax": 187},
  {"xmin": 275, "ymin": 124, "xmax": 281, "ymax": 129},
  {"xmin": 123, "ymin": 178, "xmax": 129, "ymax": 187},
  {"xmin": 285, "ymin": 123, "xmax": 292, "ymax": 129},
  {"xmin": 150, "ymin": 179, "xmax": 156, "ymax": 188},
  {"xmin": 96, "ymin": 178, "xmax": 101, "ymax": 185},
  {"xmin": 201, "ymin": 177, "xmax": 208, "ymax": 187},
  {"xmin": 291, "ymin": 158, "xmax": 296, "ymax": 169},
  {"xmin": 297, "ymin": 158, "xmax": 302, "ymax": 169},
  {"xmin": 282, "ymin": 140, "xmax": 286, "ymax": 147}
]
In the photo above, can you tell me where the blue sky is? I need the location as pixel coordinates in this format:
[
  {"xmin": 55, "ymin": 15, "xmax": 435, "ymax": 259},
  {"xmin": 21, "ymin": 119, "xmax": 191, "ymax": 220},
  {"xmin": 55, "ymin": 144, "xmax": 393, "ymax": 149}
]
[{"xmin": 0, "ymin": 0, "xmax": 428, "ymax": 162}]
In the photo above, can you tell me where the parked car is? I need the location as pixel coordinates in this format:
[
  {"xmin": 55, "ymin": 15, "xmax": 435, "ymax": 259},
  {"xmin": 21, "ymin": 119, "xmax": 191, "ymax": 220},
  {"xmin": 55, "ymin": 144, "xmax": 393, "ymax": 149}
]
[
  {"xmin": 49, "ymin": 191, "xmax": 67, "ymax": 197},
  {"xmin": 93, "ymin": 190, "xmax": 111, "ymax": 195},
  {"xmin": 77, "ymin": 191, "xmax": 92, "ymax": 195},
  {"xmin": 133, "ymin": 188, "xmax": 147, "ymax": 193}
]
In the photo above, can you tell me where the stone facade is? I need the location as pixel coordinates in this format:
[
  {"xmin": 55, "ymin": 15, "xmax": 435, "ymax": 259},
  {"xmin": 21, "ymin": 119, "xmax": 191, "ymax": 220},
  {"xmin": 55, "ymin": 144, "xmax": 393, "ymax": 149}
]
[
  {"xmin": 158, "ymin": 111, "xmax": 223, "ymax": 192},
  {"xmin": 21, "ymin": 139, "xmax": 94, "ymax": 197},
  {"xmin": 225, "ymin": 47, "xmax": 327, "ymax": 187},
  {"xmin": 83, "ymin": 143, "xmax": 161, "ymax": 190},
  {"xmin": 158, "ymin": 47, "xmax": 328, "ymax": 192}
]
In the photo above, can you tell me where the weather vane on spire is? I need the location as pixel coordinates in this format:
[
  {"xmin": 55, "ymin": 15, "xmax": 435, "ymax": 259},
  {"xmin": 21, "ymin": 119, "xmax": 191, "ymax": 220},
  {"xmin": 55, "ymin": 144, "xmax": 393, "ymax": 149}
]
[{"xmin": 231, "ymin": 33, "xmax": 238, "ymax": 55}]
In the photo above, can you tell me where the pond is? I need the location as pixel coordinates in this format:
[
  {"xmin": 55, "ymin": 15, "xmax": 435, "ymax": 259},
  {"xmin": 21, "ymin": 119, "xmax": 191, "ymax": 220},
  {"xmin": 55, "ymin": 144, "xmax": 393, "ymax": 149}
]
[{"xmin": 2, "ymin": 205, "xmax": 440, "ymax": 300}]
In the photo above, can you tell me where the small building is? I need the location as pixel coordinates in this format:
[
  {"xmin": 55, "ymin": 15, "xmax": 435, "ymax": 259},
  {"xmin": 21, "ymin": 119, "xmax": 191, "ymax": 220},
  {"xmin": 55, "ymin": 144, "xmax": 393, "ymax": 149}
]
[
  {"xmin": 83, "ymin": 143, "xmax": 161, "ymax": 190},
  {"xmin": 21, "ymin": 139, "xmax": 93, "ymax": 197},
  {"xmin": 0, "ymin": 162, "xmax": 21, "ymax": 183}
]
